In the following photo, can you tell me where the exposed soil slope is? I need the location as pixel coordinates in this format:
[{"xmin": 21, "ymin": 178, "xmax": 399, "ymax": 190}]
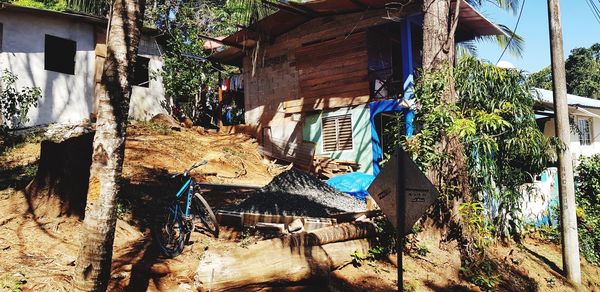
[{"xmin": 0, "ymin": 123, "xmax": 599, "ymax": 291}]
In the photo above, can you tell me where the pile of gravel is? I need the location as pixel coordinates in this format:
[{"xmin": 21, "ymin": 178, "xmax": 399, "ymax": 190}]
[{"xmin": 227, "ymin": 169, "xmax": 366, "ymax": 217}]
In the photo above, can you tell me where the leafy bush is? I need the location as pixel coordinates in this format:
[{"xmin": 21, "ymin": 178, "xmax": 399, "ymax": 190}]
[
  {"xmin": 460, "ymin": 258, "xmax": 499, "ymax": 290},
  {"xmin": 575, "ymin": 154, "xmax": 600, "ymax": 265},
  {"xmin": 392, "ymin": 57, "xmax": 558, "ymax": 239},
  {"xmin": 0, "ymin": 70, "xmax": 41, "ymax": 133}
]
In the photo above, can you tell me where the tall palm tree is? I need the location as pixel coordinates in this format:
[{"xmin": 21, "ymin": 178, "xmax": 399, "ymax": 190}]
[
  {"xmin": 459, "ymin": 0, "xmax": 525, "ymax": 58},
  {"xmin": 72, "ymin": 0, "xmax": 145, "ymax": 290}
]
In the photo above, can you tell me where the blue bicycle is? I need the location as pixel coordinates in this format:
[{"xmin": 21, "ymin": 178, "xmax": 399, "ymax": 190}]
[{"xmin": 152, "ymin": 160, "xmax": 219, "ymax": 258}]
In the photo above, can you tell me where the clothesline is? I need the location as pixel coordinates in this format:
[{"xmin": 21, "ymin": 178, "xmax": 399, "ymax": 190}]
[{"xmin": 221, "ymin": 74, "xmax": 244, "ymax": 92}]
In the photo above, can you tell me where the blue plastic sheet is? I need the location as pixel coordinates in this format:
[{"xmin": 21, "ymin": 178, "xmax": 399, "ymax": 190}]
[{"xmin": 326, "ymin": 172, "xmax": 376, "ymax": 201}]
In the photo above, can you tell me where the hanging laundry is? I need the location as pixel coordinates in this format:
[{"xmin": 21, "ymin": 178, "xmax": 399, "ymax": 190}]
[{"xmin": 221, "ymin": 78, "xmax": 230, "ymax": 91}]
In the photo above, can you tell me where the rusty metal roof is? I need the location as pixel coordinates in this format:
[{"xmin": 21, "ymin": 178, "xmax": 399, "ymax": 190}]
[{"xmin": 209, "ymin": 0, "xmax": 506, "ymax": 66}]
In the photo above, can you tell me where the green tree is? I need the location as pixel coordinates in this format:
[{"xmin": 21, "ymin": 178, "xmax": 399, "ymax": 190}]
[
  {"xmin": 530, "ymin": 43, "xmax": 600, "ymax": 98},
  {"xmin": 528, "ymin": 66, "xmax": 552, "ymax": 90},
  {"xmin": 574, "ymin": 154, "xmax": 600, "ymax": 266},
  {"xmin": 566, "ymin": 44, "xmax": 600, "ymax": 98},
  {"xmin": 397, "ymin": 56, "xmax": 557, "ymax": 238}
]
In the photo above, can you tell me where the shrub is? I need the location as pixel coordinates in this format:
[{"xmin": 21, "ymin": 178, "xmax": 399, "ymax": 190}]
[
  {"xmin": 575, "ymin": 155, "xmax": 600, "ymax": 265},
  {"xmin": 0, "ymin": 70, "xmax": 41, "ymax": 133}
]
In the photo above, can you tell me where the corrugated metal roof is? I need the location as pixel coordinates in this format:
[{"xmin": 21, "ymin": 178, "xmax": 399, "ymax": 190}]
[
  {"xmin": 209, "ymin": 0, "xmax": 507, "ymax": 66},
  {"xmin": 535, "ymin": 88, "xmax": 600, "ymax": 109}
]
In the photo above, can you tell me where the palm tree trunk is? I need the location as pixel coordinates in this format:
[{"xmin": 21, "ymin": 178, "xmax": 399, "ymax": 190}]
[
  {"xmin": 73, "ymin": 0, "xmax": 145, "ymax": 290},
  {"xmin": 422, "ymin": 0, "xmax": 474, "ymax": 256},
  {"xmin": 422, "ymin": 0, "xmax": 452, "ymax": 73}
]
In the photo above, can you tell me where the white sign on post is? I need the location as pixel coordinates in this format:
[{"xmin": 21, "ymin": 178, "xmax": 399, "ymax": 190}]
[{"xmin": 367, "ymin": 147, "xmax": 439, "ymax": 235}]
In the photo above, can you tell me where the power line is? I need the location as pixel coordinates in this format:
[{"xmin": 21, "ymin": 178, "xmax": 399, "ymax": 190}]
[
  {"xmin": 586, "ymin": 0, "xmax": 600, "ymax": 25},
  {"xmin": 496, "ymin": 0, "xmax": 526, "ymax": 64}
]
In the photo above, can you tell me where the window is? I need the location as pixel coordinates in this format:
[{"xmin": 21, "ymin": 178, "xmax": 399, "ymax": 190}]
[
  {"xmin": 577, "ymin": 117, "xmax": 593, "ymax": 145},
  {"xmin": 133, "ymin": 56, "xmax": 150, "ymax": 87},
  {"xmin": 322, "ymin": 114, "xmax": 353, "ymax": 152},
  {"xmin": 45, "ymin": 35, "xmax": 76, "ymax": 75}
]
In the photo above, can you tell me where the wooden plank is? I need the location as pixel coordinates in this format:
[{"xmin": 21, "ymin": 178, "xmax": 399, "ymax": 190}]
[
  {"xmin": 297, "ymin": 47, "xmax": 367, "ymax": 67},
  {"xmin": 95, "ymin": 44, "xmax": 107, "ymax": 57},
  {"xmin": 284, "ymin": 94, "xmax": 369, "ymax": 113},
  {"xmin": 295, "ymin": 37, "xmax": 365, "ymax": 58},
  {"xmin": 299, "ymin": 69, "xmax": 366, "ymax": 87},
  {"xmin": 298, "ymin": 60, "xmax": 367, "ymax": 81},
  {"xmin": 301, "ymin": 82, "xmax": 368, "ymax": 98},
  {"xmin": 300, "ymin": 75, "xmax": 368, "ymax": 93},
  {"xmin": 284, "ymin": 90, "xmax": 368, "ymax": 108}
]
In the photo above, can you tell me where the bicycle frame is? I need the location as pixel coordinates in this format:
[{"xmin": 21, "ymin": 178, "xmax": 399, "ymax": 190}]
[{"xmin": 173, "ymin": 178, "xmax": 194, "ymax": 219}]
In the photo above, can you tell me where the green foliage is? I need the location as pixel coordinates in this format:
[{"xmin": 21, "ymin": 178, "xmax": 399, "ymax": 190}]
[
  {"xmin": 574, "ymin": 154, "xmax": 600, "ymax": 265},
  {"xmin": 460, "ymin": 258, "xmax": 500, "ymax": 290},
  {"xmin": 0, "ymin": 273, "xmax": 26, "ymax": 292},
  {"xmin": 528, "ymin": 66, "xmax": 552, "ymax": 91},
  {"xmin": 155, "ymin": 6, "xmax": 217, "ymax": 103},
  {"xmin": 0, "ymin": 70, "xmax": 41, "ymax": 133},
  {"xmin": 566, "ymin": 44, "xmax": 600, "ymax": 99},
  {"xmin": 370, "ymin": 217, "xmax": 398, "ymax": 258},
  {"xmin": 350, "ymin": 249, "xmax": 367, "ymax": 267},
  {"xmin": 7, "ymin": 0, "xmax": 108, "ymax": 15},
  {"xmin": 7, "ymin": 0, "xmax": 67, "ymax": 11},
  {"xmin": 136, "ymin": 121, "xmax": 172, "ymax": 135},
  {"xmin": 459, "ymin": 202, "xmax": 494, "ymax": 249},
  {"xmin": 414, "ymin": 244, "xmax": 430, "ymax": 257},
  {"xmin": 530, "ymin": 43, "xmax": 600, "ymax": 99},
  {"xmin": 395, "ymin": 57, "xmax": 558, "ymax": 239},
  {"xmin": 66, "ymin": 0, "xmax": 107, "ymax": 15}
]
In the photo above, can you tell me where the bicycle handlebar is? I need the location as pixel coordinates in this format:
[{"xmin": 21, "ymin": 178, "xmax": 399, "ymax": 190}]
[
  {"xmin": 189, "ymin": 160, "xmax": 208, "ymax": 171},
  {"xmin": 171, "ymin": 160, "xmax": 208, "ymax": 178}
]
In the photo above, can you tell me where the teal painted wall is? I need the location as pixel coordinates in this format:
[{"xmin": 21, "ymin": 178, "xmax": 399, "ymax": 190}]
[{"xmin": 303, "ymin": 104, "xmax": 374, "ymax": 174}]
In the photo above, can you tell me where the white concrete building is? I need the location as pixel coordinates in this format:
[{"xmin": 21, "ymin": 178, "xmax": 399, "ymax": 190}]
[
  {"xmin": 518, "ymin": 89, "xmax": 600, "ymax": 226},
  {"xmin": 535, "ymin": 88, "xmax": 600, "ymax": 162},
  {"xmin": 0, "ymin": 4, "xmax": 168, "ymax": 128}
]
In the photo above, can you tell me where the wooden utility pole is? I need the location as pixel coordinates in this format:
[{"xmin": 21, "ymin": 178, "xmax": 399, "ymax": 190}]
[{"xmin": 547, "ymin": 0, "xmax": 581, "ymax": 285}]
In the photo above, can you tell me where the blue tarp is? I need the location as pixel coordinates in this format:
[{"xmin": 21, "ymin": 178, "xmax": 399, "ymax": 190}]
[{"xmin": 326, "ymin": 172, "xmax": 376, "ymax": 201}]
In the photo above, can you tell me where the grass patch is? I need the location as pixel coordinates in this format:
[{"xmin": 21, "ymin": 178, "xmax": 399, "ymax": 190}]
[
  {"xmin": 135, "ymin": 121, "xmax": 173, "ymax": 135},
  {"xmin": 0, "ymin": 273, "xmax": 26, "ymax": 292}
]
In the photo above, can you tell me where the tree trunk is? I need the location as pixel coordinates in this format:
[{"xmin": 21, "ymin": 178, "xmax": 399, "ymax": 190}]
[
  {"xmin": 422, "ymin": 0, "xmax": 452, "ymax": 73},
  {"xmin": 421, "ymin": 0, "xmax": 474, "ymax": 256},
  {"xmin": 194, "ymin": 223, "xmax": 377, "ymax": 291},
  {"xmin": 73, "ymin": 0, "xmax": 145, "ymax": 290}
]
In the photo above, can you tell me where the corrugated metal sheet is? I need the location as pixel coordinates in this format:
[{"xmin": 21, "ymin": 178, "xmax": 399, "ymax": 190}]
[
  {"xmin": 209, "ymin": 0, "xmax": 506, "ymax": 66},
  {"xmin": 535, "ymin": 88, "xmax": 600, "ymax": 109}
]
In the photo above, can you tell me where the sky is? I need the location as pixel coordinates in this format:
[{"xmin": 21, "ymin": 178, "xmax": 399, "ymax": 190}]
[{"xmin": 476, "ymin": 0, "xmax": 600, "ymax": 74}]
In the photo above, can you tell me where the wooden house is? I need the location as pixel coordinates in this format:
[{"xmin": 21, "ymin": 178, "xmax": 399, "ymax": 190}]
[{"xmin": 209, "ymin": 0, "xmax": 505, "ymax": 176}]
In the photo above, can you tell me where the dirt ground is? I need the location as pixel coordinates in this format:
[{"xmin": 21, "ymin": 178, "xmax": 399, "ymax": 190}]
[{"xmin": 1, "ymin": 123, "xmax": 599, "ymax": 291}]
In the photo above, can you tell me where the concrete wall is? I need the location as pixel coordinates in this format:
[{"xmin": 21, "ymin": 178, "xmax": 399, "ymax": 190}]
[
  {"xmin": 0, "ymin": 10, "xmax": 96, "ymax": 127},
  {"xmin": 542, "ymin": 107, "xmax": 600, "ymax": 161},
  {"xmin": 0, "ymin": 12, "xmax": 168, "ymax": 127},
  {"xmin": 129, "ymin": 35, "xmax": 168, "ymax": 121},
  {"xmin": 303, "ymin": 104, "xmax": 374, "ymax": 174}
]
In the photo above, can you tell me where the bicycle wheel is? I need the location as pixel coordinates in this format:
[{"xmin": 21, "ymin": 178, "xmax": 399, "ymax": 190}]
[
  {"xmin": 151, "ymin": 203, "xmax": 191, "ymax": 258},
  {"xmin": 192, "ymin": 193, "xmax": 220, "ymax": 238}
]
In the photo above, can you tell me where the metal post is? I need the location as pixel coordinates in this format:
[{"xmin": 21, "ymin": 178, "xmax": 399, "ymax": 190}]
[
  {"xmin": 547, "ymin": 0, "xmax": 581, "ymax": 285},
  {"xmin": 397, "ymin": 148, "xmax": 405, "ymax": 291}
]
